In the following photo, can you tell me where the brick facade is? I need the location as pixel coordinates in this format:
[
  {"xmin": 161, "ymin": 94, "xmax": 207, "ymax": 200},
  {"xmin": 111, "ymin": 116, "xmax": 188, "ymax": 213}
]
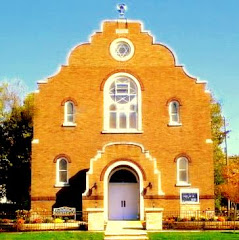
[{"xmin": 31, "ymin": 20, "xmax": 214, "ymax": 219}]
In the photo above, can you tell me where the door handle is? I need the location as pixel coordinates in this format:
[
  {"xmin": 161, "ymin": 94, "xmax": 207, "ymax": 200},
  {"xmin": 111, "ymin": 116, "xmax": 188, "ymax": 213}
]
[{"xmin": 121, "ymin": 200, "xmax": 126, "ymax": 207}]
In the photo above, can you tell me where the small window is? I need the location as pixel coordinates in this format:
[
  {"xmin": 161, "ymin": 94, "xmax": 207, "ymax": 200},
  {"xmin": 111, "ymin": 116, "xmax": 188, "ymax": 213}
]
[
  {"xmin": 64, "ymin": 101, "xmax": 76, "ymax": 126},
  {"xmin": 56, "ymin": 158, "xmax": 69, "ymax": 186},
  {"xmin": 177, "ymin": 157, "xmax": 190, "ymax": 186},
  {"xmin": 169, "ymin": 101, "xmax": 180, "ymax": 125}
]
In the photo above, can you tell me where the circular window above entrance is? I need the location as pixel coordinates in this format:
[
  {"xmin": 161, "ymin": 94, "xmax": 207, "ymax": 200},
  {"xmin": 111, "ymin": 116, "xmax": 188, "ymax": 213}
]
[{"xmin": 110, "ymin": 38, "xmax": 134, "ymax": 61}]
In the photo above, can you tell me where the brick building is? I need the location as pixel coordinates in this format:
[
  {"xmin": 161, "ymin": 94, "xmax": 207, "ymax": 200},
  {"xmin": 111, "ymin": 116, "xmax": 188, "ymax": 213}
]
[{"xmin": 31, "ymin": 19, "xmax": 214, "ymax": 220}]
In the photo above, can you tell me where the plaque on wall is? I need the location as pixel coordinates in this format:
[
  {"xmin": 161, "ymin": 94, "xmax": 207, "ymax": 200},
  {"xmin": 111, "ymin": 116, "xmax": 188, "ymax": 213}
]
[{"xmin": 180, "ymin": 188, "xmax": 199, "ymax": 204}]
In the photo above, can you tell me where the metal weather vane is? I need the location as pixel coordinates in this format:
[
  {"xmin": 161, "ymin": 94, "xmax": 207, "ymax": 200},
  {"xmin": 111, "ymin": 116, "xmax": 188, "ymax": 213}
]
[{"xmin": 117, "ymin": 4, "xmax": 127, "ymax": 18}]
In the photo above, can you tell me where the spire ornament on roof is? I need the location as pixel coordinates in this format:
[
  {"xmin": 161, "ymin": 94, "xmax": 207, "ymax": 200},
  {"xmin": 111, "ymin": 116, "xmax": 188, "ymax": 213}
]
[{"xmin": 117, "ymin": 4, "xmax": 127, "ymax": 19}]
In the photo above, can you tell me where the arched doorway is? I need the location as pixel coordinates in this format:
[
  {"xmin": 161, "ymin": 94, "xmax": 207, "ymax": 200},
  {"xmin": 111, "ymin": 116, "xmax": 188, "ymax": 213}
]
[{"xmin": 108, "ymin": 167, "xmax": 139, "ymax": 220}]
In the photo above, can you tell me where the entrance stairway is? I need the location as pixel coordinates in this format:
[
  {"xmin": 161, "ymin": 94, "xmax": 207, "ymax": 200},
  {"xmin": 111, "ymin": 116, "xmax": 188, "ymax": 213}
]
[{"xmin": 104, "ymin": 221, "xmax": 148, "ymax": 240}]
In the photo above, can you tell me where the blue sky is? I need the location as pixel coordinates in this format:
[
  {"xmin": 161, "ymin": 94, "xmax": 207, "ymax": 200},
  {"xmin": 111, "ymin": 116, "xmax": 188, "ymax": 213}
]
[{"xmin": 0, "ymin": 0, "xmax": 238, "ymax": 155}]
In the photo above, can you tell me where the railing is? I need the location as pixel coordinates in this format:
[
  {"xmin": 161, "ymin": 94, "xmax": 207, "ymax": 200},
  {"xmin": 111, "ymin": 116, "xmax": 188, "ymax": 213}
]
[
  {"xmin": 1, "ymin": 209, "xmax": 239, "ymax": 232},
  {"xmin": 163, "ymin": 210, "xmax": 239, "ymax": 230},
  {"xmin": 0, "ymin": 210, "xmax": 88, "ymax": 232}
]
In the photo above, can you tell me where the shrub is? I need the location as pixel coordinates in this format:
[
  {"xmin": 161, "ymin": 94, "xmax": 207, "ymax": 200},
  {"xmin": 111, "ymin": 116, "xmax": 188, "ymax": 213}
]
[
  {"xmin": 0, "ymin": 219, "xmax": 12, "ymax": 223},
  {"xmin": 218, "ymin": 216, "xmax": 225, "ymax": 222},
  {"xmin": 54, "ymin": 218, "xmax": 64, "ymax": 223},
  {"xmin": 17, "ymin": 218, "xmax": 25, "ymax": 224},
  {"xmin": 191, "ymin": 216, "xmax": 196, "ymax": 221},
  {"xmin": 44, "ymin": 217, "xmax": 54, "ymax": 223},
  {"xmin": 32, "ymin": 218, "xmax": 43, "ymax": 224}
]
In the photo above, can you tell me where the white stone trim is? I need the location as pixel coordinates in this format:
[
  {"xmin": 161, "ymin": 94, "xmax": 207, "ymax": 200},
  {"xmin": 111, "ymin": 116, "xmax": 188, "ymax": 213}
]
[
  {"xmin": 32, "ymin": 139, "xmax": 39, "ymax": 144},
  {"xmin": 116, "ymin": 29, "xmax": 129, "ymax": 34},
  {"xmin": 82, "ymin": 142, "xmax": 165, "ymax": 198},
  {"xmin": 103, "ymin": 161, "xmax": 144, "ymax": 221},
  {"xmin": 37, "ymin": 79, "xmax": 48, "ymax": 84},
  {"xmin": 206, "ymin": 139, "xmax": 213, "ymax": 144},
  {"xmin": 33, "ymin": 19, "xmax": 211, "ymax": 96},
  {"xmin": 54, "ymin": 183, "xmax": 70, "ymax": 188},
  {"xmin": 168, "ymin": 123, "xmax": 182, "ymax": 127},
  {"xmin": 110, "ymin": 38, "xmax": 134, "ymax": 61},
  {"xmin": 196, "ymin": 80, "xmax": 208, "ymax": 84},
  {"xmin": 62, "ymin": 123, "xmax": 77, "ymax": 127},
  {"xmin": 176, "ymin": 183, "xmax": 191, "ymax": 187}
]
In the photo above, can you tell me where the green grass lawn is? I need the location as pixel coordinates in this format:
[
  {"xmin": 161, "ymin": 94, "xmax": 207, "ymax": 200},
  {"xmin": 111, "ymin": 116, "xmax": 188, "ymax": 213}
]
[
  {"xmin": 149, "ymin": 231, "xmax": 239, "ymax": 240},
  {"xmin": 0, "ymin": 231, "xmax": 239, "ymax": 240},
  {"xmin": 0, "ymin": 231, "xmax": 104, "ymax": 240}
]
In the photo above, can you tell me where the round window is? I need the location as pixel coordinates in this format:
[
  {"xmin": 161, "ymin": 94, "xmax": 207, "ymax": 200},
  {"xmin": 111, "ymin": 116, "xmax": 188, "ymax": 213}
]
[{"xmin": 110, "ymin": 38, "xmax": 134, "ymax": 61}]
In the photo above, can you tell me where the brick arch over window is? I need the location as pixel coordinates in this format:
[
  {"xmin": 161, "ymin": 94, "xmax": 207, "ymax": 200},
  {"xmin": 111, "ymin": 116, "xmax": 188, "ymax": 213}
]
[
  {"xmin": 166, "ymin": 97, "xmax": 182, "ymax": 106},
  {"xmin": 53, "ymin": 154, "xmax": 72, "ymax": 163},
  {"xmin": 173, "ymin": 153, "xmax": 192, "ymax": 163},
  {"xmin": 61, "ymin": 97, "xmax": 78, "ymax": 106},
  {"xmin": 100, "ymin": 159, "xmax": 147, "ymax": 181},
  {"xmin": 100, "ymin": 70, "xmax": 145, "ymax": 91}
]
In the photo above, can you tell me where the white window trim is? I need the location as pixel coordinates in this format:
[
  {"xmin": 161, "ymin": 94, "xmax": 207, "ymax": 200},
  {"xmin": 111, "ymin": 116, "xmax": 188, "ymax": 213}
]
[
  {"xmin": 180, "ymin": 188, "xmax": 200, "ymax": 204},
  {"xmin": 168, "ymin": 101, "xmax": 181, "ymax": 126},
  {"xmin": 63, "ymin": 101, "xmax": 76, "ymax": 126},
  {"xmin": 103, "ymin": 72, "xmax": 142, "ymax": 133},
  {"xmin": 176, "ymin": 157, "xmax": 190, "ymax": 186},
  {"xmin": 110, "ymin": 38, "xmax": 135, "ymax": 62},
  {"xmin": 168, "ymin": 123, "xmax": 182, "ymax": 127},
  {"xmin": 55, "ymin": 158, "xmax": 69, "ymax": 187},
  {"xmin": 62, "ymin": 122, "xmax": 77, "ymax": 127}
]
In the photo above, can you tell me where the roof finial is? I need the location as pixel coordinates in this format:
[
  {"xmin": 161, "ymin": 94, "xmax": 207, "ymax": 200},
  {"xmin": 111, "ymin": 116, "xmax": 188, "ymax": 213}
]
[{"xmin": 117, "ymin": 4, "xmax": 127, "ymax": 19}]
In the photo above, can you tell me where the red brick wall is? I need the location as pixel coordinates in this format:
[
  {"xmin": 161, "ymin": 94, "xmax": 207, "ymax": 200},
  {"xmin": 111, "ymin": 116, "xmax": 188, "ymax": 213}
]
[{"xmin": 31, "ymin": 20, "xmax": 214, "ymax": 212}]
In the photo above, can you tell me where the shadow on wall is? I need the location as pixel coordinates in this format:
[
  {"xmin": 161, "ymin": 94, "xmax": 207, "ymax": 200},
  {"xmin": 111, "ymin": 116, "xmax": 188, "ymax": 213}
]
[{"xmin": 52, "ymin": 169, "xmax": 88, "ymax": 212}]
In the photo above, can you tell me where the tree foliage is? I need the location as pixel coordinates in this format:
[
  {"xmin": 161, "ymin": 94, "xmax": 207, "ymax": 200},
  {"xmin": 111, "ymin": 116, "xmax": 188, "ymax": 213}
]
[
  {"xmin": 220, "ymin": 161, "xmax": 239, "ymax": 204},
  {"xmin": 0, "ymin": 81, "xmax": 33, "ymax": 208},
  {"xmin": 220, "ymin": 160, "xmax": 239, "ymax": 226},
  {"xmin": 210, "ymin": 99, "xmax": 227, "ymax": 209}
]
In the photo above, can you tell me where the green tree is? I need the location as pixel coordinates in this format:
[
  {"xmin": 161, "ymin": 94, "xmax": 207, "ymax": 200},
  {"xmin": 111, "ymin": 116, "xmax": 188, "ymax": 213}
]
[
  {"xmin": 0, "ymin": 81, "xmax": 33, "ymax": 208},
  {"xmin": 210, "ymin": 99, "xmax": 227, "ymax": 210},
  {"xmin": 220, "ymin": 160, "xmax": 239, "ymax": 230}
]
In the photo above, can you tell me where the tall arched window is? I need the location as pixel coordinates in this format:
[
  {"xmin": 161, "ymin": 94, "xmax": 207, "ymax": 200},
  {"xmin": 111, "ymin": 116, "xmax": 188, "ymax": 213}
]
[
  {"xmin": 176, "ymin": 157, "xmax": 190, "ymax": 186},
  {"xmin": 104, "ymin": 73, "xmax": 142, "ymax": 133},
  {"xmin": 169, "ymin": 101, "xmax": 180, "ymax": 125},
  {"xmin": 56, "ymin": 158, "xmax": 69, "ymax": 186},
  {"xmin": 64, "ymin": 101, "xmax": 75, "ymax": 125}
]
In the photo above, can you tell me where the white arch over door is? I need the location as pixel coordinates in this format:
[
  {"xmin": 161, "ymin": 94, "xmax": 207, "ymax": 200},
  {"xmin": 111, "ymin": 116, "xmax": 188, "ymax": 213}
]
[{"xmin": 103, "ymin": 160, "xmax": 144, "ymax": 221}]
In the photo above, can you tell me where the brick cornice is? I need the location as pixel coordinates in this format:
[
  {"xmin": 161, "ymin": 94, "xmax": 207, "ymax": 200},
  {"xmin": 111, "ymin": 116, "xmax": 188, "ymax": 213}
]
[
  {"xmin": 31, "ymin": 196, "xmax": 56, "ymax": 201},
  {"xmin": 144, "ymin": 195, "xmax": 214, "ymax": 200}
]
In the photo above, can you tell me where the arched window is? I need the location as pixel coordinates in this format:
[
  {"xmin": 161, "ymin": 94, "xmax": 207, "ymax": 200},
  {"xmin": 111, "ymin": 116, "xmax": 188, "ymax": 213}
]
[
  {"xmin": 56, "ymin": 158, "xmax": 69, "ymax": 186},
  {"xmin": 169, "ymin": 101, "xmax": 180, "ymax": 125},
  {"xmin": 104, "ymin": 73, "xmax": 141, "ymax": 132},
  {"xmin": 104, "ymin": 73, "xmax": 142, "ymax": 133},
  {"xmin": 176, "ymin": 157, "xmax": 190, "ymax": 186},
  {"xmin": 64, "ymin": 101, "xmax": 75, "ymax": 125}
]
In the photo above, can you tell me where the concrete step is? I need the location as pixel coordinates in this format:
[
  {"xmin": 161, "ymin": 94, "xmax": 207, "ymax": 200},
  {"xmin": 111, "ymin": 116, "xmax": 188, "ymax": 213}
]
[
  {"xmin": 104, "ymin": 221, "xmax": 148, "ymax": 240},
  {"xmin": 104, "ymin": 236, "xmax": 148, "ymax": 240},
  {"xmin": 104, "ymin": 232, "xmax": 148, "ymax": 240}
]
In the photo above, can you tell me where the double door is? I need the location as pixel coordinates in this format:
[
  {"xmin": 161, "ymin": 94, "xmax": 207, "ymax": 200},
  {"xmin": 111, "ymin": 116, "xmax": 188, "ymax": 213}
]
[{"xmin": 108, "ymin": 183, "xmax": 139, "ymax": 220}]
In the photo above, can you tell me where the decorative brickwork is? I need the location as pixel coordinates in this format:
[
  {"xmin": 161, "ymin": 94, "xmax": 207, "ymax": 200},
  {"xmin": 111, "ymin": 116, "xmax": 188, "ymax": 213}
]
[{"xmin": 31, "ymin": 20, "xmax": 214, "ymax": 219}]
